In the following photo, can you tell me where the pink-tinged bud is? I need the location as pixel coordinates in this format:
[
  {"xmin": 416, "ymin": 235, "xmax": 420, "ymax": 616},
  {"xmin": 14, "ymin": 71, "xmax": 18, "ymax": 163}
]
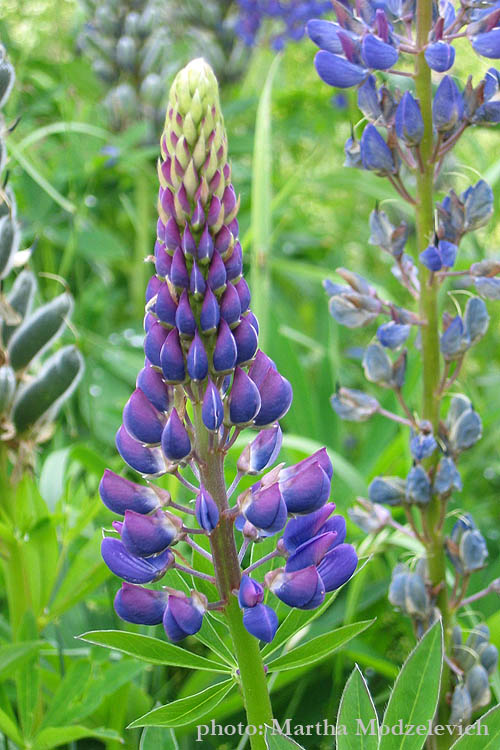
[{"xmin": 238, "ymin": 575, "xmax": 264, "ymax": 608}]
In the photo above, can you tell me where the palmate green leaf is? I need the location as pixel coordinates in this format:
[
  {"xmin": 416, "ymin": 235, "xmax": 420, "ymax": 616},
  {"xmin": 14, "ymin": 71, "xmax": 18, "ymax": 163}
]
[
  {"xmin": 40, "ymin": 660, "xmax": 92, "ymax": 729},
  {"xmin": 66, "ymin": 661, "xmax": 146, "ymax": 725},
  {"xmin": 78, "ymin": 630, "xmax": 231, "ymax": 673},
  {"xmin": 0, "ymin": 705, "xmax": 23, "ymax": 745},
  {"xmin": 449, "ymin": 703, "xmax": 500, "ymax": 749},
  {"xmin": 265, "ymin": 726, "xmax": 306, "ymax": 749},
  {"xmin": 380, "ymin": 620, "xmax": 443, "ymax": 750},
  {"xmin": 140, "ymin": 726, "xmax": 179, "ymax": 750},
  {"xmin": 337, "ymin": 665, "xmax": 378, "ymax": 750},
  {"xmin": 0, "ymin": 640, "xmax": 43, "ymax": 680},
  {"xmin": 32, "ymin": 726, "xmax": 122, "ymax": 750},
  {"xmin": 128, "ymin": 679, "xmax": 236, "ymax": 728},
  {"xmin": 265, "ymin": 620, "xmax": 374, "ymax": 673}
]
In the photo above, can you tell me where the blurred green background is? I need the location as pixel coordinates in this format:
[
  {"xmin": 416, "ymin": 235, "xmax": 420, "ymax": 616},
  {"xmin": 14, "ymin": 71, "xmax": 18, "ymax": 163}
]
[{"xmin": 0, "ymin": 1, "xmax": 499, "ymax": 748}]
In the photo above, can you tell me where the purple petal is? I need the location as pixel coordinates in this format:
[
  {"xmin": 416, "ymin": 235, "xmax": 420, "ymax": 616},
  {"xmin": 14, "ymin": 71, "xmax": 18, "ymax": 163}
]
[
  {"xmin": 198, "ymin": 224, "xmax": 214, "ymax": 263},
  {"xmin": 137, "ymin": 365, "xmax": 170, "ymax": 413},
  {"xmin": 234, "ymin": 278, "xmax": 251, "ymax": 313},
  {"xmin": 282, "ymin": 503, "xmax": 336, "ymax": 552},
  {"xmin": 207, "ymin": 252, "xmax": 227, "ymax": 292},
  {"xmin": 155, "ymin": 243, "xmax": 172, "ymax": 278},
  {"xmin": 425, "ymin": 41, "xmax": 455, "ymax": 72},
  {"xmin": 195, "ymin": 486, "xmax": 219, "ymax": 532},
  {"xmin": 201, "ymin": 379, "xmax": 224, "ymax": 431},
  {"xmin": 315, "ymin": 50, "xmax": 367, "ymax": 88},
  {"xmin": 123, "ymin": 388, "xmax": 165, "ymax": 444},
  {"xmin": 102, "ymin": 537, "xmax": 173, "ymax": 583},
  {"xmin": 164, "ymin": 217, "xmax": 181, "ymax": 251},
  {"xmin": 213, "ymin": 319, "xmax": 237, "ymax": 373},
  {"xmin": 280, "ymin": 460, "xmax": 331, "ymax": 514},
  {"xmin": 200, "ymin": 287, "xmax": 220, "ymax": 333},
  {"xmin": 190, "ymin": 262, "xmax": 206, "ymax": 298},
  {"xmin": 233, "ymin": 316, "xmax": 259, "ymax": 365},
  {"xmin": 242, "ymin": 603, "xmax": 278, "ymax": 643},
  {"xmin": 253, "ymin": 367, "xmax": 293, "ymax": 427},
  {"xmin": 121, "ymin": 508, "xmax": 178, "ymax": 556},
  {"xmin": 175, "ymin": 290, "xmax": 196, "ymax": 337},
  {"xmin": 170, "ymin": 247, "xmax": 189, "ymax": 288},
  {"xmin": 307, "ymin": 19, "xmax": 343, "ymax": 54},
  {"xmin": 163, "ymin": 593, "xmax": 205, "ymax": 642},
  {"xmin": 114, "ymin": 582, "xmax": 168, "ymax": 625},
  {"xmin": 146, "ymin": 275, "xmax": 161, "ymax": 303},
  {"xmin": 220, "ymin": 283, "xmax": 241, "ymax": 327},
  {"xmin": 362, "ymin": 34, "xmax": 398, "ymax": 70},
  {"xmin": 285, "ymin": 531, "xmax": 337, "ymax": 572},
  {"xmin": 242, "ymin": 482, "xmax": 287, "ymax": 534},
  {"xmin": 155, "ymin": 283, "xmax": 178, "ymax": 328},
  {"xmin": 238, "ymin": 575, "xmax": 264, "ymax": 608},
  {"xmin": 420, "ymin": 245, "xmax": 443, "ymax": 271},
  {"xmin": 237, "ymin": 423, "xmax": 283, "ymax": 475},
  {"xmin": 99, "ymin": 469, "xmax": 161, "ymax": 516},
  {"xmin": 229, "ymin": 366, "xmax": 262, "ymax": 424},
  {"xmin": 317, "ymin": 543, "xmax": 358, "ymax": 591},
  {"xmin": 161, "ymin": 408, "xmax": 191, "ymax": 461},
  {"xmin": 160, "ymin": 328, "xmax": 186, "ymax": 383},
  {"xmin": 115, "ymin": 425, "xmax": 166, "ymax": 476},
  {"xmin": 187, "ymin": 330, "xmax": 209, "ymax": 381},
  {"xmin": 182, "ymin": 226, "xmax": 197, "ymax": 257},
  {"xmin": 269, "ymin": 566, "xmax": 325, "ymax": 609},
  {"xmin": 144, "ymin": 321, "xmax": 169, "ymax": 368},
  {"xmin": 472, "ymin": 29, "xmax": 500, "ymax": 59}
]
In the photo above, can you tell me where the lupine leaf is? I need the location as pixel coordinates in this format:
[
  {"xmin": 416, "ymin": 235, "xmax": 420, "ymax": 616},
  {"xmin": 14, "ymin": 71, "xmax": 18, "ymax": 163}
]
[
  {"xmin": 78, "ymin": 630, "xmax": 231, "ymax": 673},
  {"xmin": 0, "ymin": 705, "xmax": 23, "ymax": 744},
  {"xmin": 337, "ymin": 665, "xmax": 378, "ymax": 750},
  {"xmin": 40, "ymin": 660, "xmax": 92, "ymax": 728},
  {"xmin": 32, "ymin": 726, "xmax": 122, "ymax": 750},
  {"xmin": 449, "ymin": 703, "xmax": 500, "ymax": 749},
  {"xmin": 265, "ymin": 726, "xmax": 306, "ymax": 749},
  {"xmin": 140, "ymin": 726, "xmax": 179, "ymax": 750},
  {"xmin": 0, "ymin": 640, "xmax": 43, "ymax": 680},
  {"xmin": 265, "ymin": 620, "xmax": 374, "ymax": 673},
  {"xmin": 379, "ymin": 620, "xmax": 443, "ymax": 750},
  {"xmin": 127, "ymin": 679, "xmax": 236, "ymax": 728}
]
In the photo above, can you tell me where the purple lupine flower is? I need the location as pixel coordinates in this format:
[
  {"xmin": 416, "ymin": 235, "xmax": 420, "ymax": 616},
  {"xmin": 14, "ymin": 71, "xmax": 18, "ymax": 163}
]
[
  {"xmin": 395, "ymin": 91, "xmax": 424, "ymax": 147},
  {"xmin": 420, "ymin": 240, "xmax": 458, "ymax": 271},
  {"xmin": 433, "ymin": 76, "xmax": 464, "ymax": 132},
  {"xmin": 360, "ymin": 124, "xmax": 396, "ymax": 175},
  {"xmin": 237, "ymin": 0, "xmax": 332, "ymax": 50},
  {"xmin": 425, "ymin": 41, "xmax": 455, "ymax": 72},
  {"xmin": 99, "ymin": 60, "xmax": 356, "ymax": 646}
]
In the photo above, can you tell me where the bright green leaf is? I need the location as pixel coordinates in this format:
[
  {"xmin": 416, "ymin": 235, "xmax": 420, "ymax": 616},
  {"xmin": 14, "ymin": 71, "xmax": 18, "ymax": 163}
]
[
  {"xmin": 33, "ymin": 726, "xmax": 122, "ymax": 750},
  {"xmin": 0, "ymin": 641, "xmax": 43, "ymax": 681},
  {"xmin": 128, "ymin": 679, "xmax": 235, "ymax": 728},
  {"xmin": 265, "ymin": 726, "xmax": 306, "ymax": 749},
  {"xmin": 0, "ymin": 705, "xmax": 23, "ymax": 745},
  {"xmin": 380, "ymin": 620, "xmax": 443, "ymax": 750},
  {"xmin": 450, "ymin": 703, "xmax": 500, "ymax": 750},
  {"xmin": 265, "ymin": 620, "xmax": 374, "ymax": 673},
  {"xmin": 140, "ymin": 726, "xmax": 179, "ymax": 750},
  {"xmin": 337, "ymin": 665, "xmax": 378, "ymax": 750},
  {"xmin": 78, "ymin": 630, "xmax": 231, "ymax": 673}
]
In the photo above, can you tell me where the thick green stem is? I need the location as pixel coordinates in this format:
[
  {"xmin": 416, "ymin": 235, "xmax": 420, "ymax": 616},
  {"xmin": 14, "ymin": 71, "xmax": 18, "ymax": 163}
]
[
  {"xmin": 192, "ymin": 405, "xmax": 273, "ymax": 748},
  {"xmin": 414, "ymin": 2, "xmax": 452, "ymax": 742}
]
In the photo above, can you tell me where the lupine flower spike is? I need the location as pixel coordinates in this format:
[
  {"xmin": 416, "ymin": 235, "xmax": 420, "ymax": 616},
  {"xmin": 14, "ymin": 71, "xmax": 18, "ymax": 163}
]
[{"xmin": 100, "ymin": 59, "xmax": 357, "ymax": 658}]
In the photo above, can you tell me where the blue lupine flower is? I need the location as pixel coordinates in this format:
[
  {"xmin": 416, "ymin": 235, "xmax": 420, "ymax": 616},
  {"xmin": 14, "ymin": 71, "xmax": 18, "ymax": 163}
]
[
  {"xmin": 195, "ymin": 487, "xmax": 219, "ymax": 533},
  {"xmin": 114, "ymin": 583, "xmax": 168, "ymax": 625},
  {"xmin": 419, "ymin": 240, "xmax": 457, "ymax": 271},
  {"xmin": 360, "ymin": 124, "xmax": 396, "ymax": 174},
  {"xmin": 268, "ymin": 566, "xmax": 325, "ymax": 609},
  {"xmin": 406, "ymin": 465, "xmax": 432, "ymax": 505},
  {"xmin": 377, "ymin": 321, "xmax": 411, "ymax": 349},
  {"xmin": 315, "ymin": 50, "xmax": 368, "ymax": 89},
  {"xmin": 395, "ymin": 91, "xmax": 424, "ymax": 146},
  {"xmin": 100, "ymin": 60, "xmax": 357, "ymax": 645},
  {"xmin": 447, "ymin": 514, "xmax": 488, "ymax": 574},
  {"xmin": 361, "ymin": 34, "xmax": 398, "ymax": 70},
  {"xmin": 237, "ymin": 0, "xmax": 332, "ymax": 49},
  {"xmin": 410, "ymin": 432, "xmax": 437, "ymax": 461},
  {"xmin": 425, "ymin": 41, "xmax": 455, "ymax": 72},
  {"xmin": 163, "ymin": 592, "xmax": 207, "ymax": 642},
  {"xmin": 472, "ymin": 28, "xmax": 500, "ymax": 59},
  {"xmin": 433, "ymin": 76, "xmax": 464, "ymax": 132},
  {"xmin": 242, "ymin": 603, "xmax": 278, "ymax": 643}
]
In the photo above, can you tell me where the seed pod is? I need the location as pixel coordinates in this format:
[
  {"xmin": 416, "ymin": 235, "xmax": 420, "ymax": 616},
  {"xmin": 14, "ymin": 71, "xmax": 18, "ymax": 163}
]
[
  {"xmin": 1, "ymin": 270, "xmax": 37, "ymax": 345},
  {"xmin": 0, "ymin": 215, "xmax": 21, "ymax": 280},
  {"xmin": 450, "ymin": 685, "xmax": 472, "ymax": 726},
  {"xmin": 0, "ymin": 364, "xmax": 16, "ymax": 413},
  {"xmin": 8, "ymin": 293, "xmax": 73, "ymax": 371},
  {"xmin": 12, "ymin": 345, "xmax": 83, "ymax": 434}
]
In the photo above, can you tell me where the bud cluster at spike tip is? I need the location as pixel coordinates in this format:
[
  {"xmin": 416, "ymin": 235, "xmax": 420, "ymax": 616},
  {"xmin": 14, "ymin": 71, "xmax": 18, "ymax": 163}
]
[{"xmin": 99, "ymin": 58, "xmax": 358, "ymax": 646}]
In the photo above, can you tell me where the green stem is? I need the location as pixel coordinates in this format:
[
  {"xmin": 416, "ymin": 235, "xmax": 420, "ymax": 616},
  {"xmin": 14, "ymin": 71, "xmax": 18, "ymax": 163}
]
[
  {"xmin": 192, "ymin": 405, "xmax": 273, "ymax": 749},
  {"xmin": 414, "ymin": 3, "xmax": 452, "ymax": 743}
]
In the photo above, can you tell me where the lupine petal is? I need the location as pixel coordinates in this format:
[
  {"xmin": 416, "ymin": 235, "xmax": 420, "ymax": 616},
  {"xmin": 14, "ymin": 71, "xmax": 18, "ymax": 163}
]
[
  {"xmin": 160, "ymin": 328, "xmax": 186, "ymax": 383},
  {"xmin": 280, "ymin": 461, "xmax": 331, "ymax": 514},
  {"xmin": 163, "ymin": 593, "xmax": 205, "ymax": 642},
  {"xmin": 269, "ymin": 566, "xmax": 325, "ymax": 609},
  {"xmin": 175, "ymin": 290, "xmax": 196, "ymax": 337},
  {"xmin": 201, "ymin": 379, "xmax": 224, "ymax": 431},
  {"xmin": 145, "ymin": 322, "xmax": 169, "ymax": 368},
  {"xmin": 114, "ymin": 582, "xmax": 168, "ymax": 625},
  {"xmin": 237, "ymin": 423, "xmax": 283, "ymax": 475},
  {"xmin": 187, "ymin": 330, "xmax": 209, "ymax": 381},
  {"xmin": 425, "ymin": 41, "xmax": 455, "ymax": 72},
  {"xmin": 195, "ymin": 486, "xmax": 219, "ymax": 532},
  {"xmin": 315, "ymin": 50, "xmax": 367, "ymax": 88},
  {"xmin": 101, "ymin": 537, "xmax": 173, "ymax": 583},
  {"xmin": 213, "ymin": 319, "xmax": 237, "ymax": 373},
  {"xmin": 121, "ymin": 508, "xmax": 178, "ymax": 556},
  {"xmin": 123, "ymin": 388, "xmax": 165, "ymax": 446},
  {"xmin": 99, "ymin": 469, "xmax": 161, "ymax": 515},
  {"xmin": 317, "ymin": 543, "xmax": 358, "ymax": 591},
  {"xmin": 362, "ymin": 34, "xmax": 399, "ymax": 70},
  {"xmin": 116, "ymin": 425, "xmax": 166, "ymax": 476},
  {"xmin": 285, "ymin": 531, "xmax": 337, "ymax": 572},
  {"xmin": 252, "ymin": 367, "xmax": 293, "ymax": 426},
  {"xmin": 242, "ymin": 603, "xmax": 278, "ymax": 642},
  {"xmin": 137, "ymin": 365, "xmax": 170, "ymax": 413},
  {"xmin": 233, "ymin": 316, "xmax": 259, "ymax": 364},
  {"xmin": 161, "ymin": 408, "xmax": 191, "ymax": 461},
  {"xmin": 238, "ymin": 575, "xmax": 264, "ymax": 608},
  {"xmin": 200, "ymin": 287, "xmax": 220, "ymax": 332},
  {"xmin": 229, "ymin": 366, "xmax": 262, "ymax": 424},
  {"xmin": 282, "ymin": 502, "xmax": 335, "ymax": 552}
]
